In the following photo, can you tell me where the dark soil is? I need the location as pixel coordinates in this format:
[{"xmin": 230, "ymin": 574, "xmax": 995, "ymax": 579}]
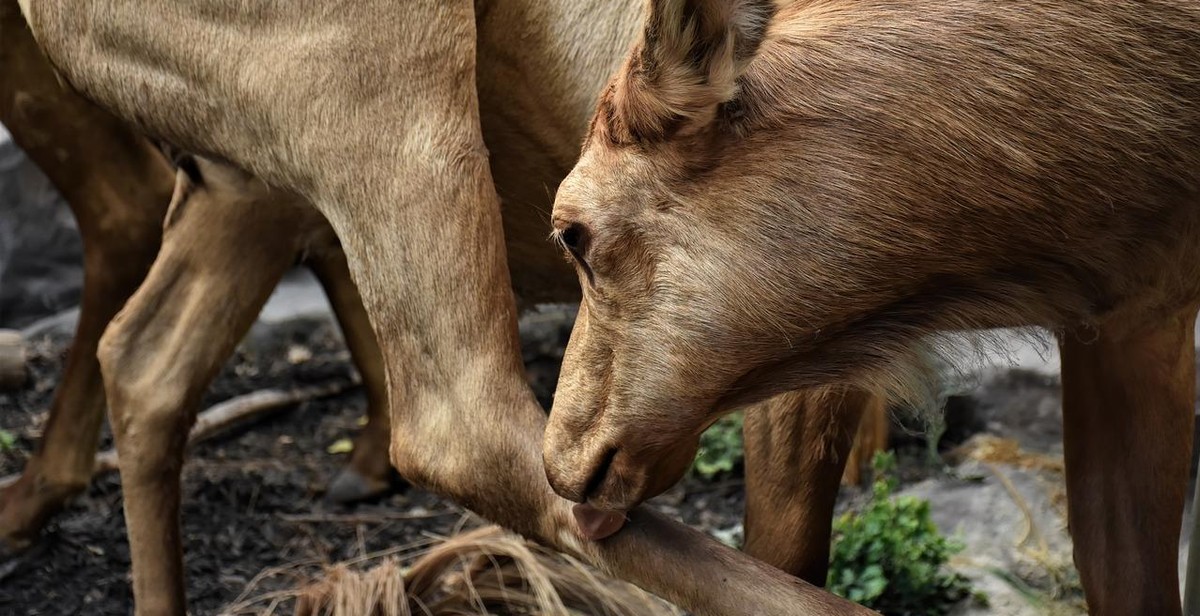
[{"xmin": 0, "ymin": 311, "xmax": 748, "ymax": 616}]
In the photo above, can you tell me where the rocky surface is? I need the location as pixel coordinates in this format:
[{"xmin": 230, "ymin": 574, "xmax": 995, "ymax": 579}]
[{"xmin": 933, "ymin": 359, "xmax": 1195, "ymax": 616}]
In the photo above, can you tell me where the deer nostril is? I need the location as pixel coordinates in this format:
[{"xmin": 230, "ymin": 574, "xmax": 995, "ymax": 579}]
[{"xmin": 582, "ymin": 446, "xmax": 619, "ymax": 503}]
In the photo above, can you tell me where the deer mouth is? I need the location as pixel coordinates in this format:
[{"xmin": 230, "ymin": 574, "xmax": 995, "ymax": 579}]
[
  {"xmin": 544, "ymin": 423, "xmax": 699, "ymax": 533},
  {"xmin": 544, "ymin": 438, "xmax": 652, "ymax": 512}
]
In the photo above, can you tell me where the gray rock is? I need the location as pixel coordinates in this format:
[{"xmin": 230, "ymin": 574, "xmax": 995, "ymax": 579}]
[
  {"xmin": 903, "ymin": 458, "xmax": 1194, "ymax": 615},
  {"xmin": 901, "ymin": 464, "xmax": 1078, "ymax": 615}
]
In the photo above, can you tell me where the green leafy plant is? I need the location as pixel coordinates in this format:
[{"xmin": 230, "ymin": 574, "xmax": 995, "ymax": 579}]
[
  {"xmin": 692, "ymin": 412, "xmax": 744, "ymax": 479},
  {"xmin": 0, "ymin": 429, "xmax": 16, "ymax": 453},
  {"xmin": 828, "ymin": 451, "xmax": 976, "ymax": 615}
]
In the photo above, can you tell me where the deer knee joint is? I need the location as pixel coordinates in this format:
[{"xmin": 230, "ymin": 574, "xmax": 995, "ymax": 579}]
[{"xmin": 97, "ymin": 327, "xmax": 188, "ymax": 440}]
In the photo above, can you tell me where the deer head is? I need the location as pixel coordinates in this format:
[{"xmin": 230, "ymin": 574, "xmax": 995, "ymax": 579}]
[
  {"xmin": 541, "ymin": 0, "xmax": 1199, "ymax": 522},
  {"xmin": 542, "ymin": 0, "xmax": 804, "ymax": 518}
]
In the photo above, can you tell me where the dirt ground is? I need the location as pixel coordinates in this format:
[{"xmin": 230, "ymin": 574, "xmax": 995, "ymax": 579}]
[{"xmin": 0, "ymin": 315, "xmax": 746, "ymax": 615}]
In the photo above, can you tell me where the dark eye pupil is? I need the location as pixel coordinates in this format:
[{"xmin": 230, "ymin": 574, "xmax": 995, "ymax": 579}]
[
  {"xmin": 562, "ymin": 224, "xmax": 584, "ymax": 252},
  {"xmin": 558, "ymin": 223, "xmax": 594, "ymax": 284}
]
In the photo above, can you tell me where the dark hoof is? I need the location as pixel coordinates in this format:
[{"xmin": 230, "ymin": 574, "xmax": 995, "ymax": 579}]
[{"xmin": 325, "ymin": 467, "xmax": 402, "ymax": 504}]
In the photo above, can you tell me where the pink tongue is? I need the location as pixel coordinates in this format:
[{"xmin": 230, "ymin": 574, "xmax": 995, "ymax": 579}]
[{"xmin": 572, "ymin": 503, "xmax": 626, "ymax": 541}]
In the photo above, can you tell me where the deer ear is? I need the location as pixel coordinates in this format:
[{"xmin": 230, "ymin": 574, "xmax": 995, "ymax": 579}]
[{"xmin": 609, "ymin": 0, "xmax": 774, "ymax": 142}]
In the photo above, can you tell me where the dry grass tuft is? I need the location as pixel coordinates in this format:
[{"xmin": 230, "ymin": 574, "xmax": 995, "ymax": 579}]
[
  {"xmin": 946, "ymin": 434, "xmax": 1063, "ymax": 474},
  {"xmin": 224, "ymin": 525, "xmax": 679, "ymax": 616}
]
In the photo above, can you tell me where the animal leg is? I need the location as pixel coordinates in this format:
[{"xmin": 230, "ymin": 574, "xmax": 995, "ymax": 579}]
[
  {"xmin": 743, "ymin": 388, "xmax": 880, "ymax": 583},
  {"xmin": 1059, "ymin": 311, "xmax": 1195, "ymax": 616},
  {"xmin": 97, "ymin": 180, "xmax": 300, "ymax": 616},
  {"xmin": 306, "ymin": 244, "xmax": 398, "ymax": 503},
  {"xmin": 0, "ymin": 1, "xmax": 170, "ymax": 550},
  {"xmin": 841, "ymin": 394, "xmax": 889, "ymax": 486},
  {"xmin": 0, "ymin": 197, "xmax": 165, "ymax": 551}
]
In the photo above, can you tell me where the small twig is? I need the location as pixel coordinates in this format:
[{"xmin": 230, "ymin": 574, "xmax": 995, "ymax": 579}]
[
  {"xmin": 262, "ymin": 595, "xmax": 285, "ymax": 616},
  {"xmin": 0, "ymin": 379, "xmax": 357, "ymax": 489},
  {"xmin": 222, "ymin": 588, "xmax": 304, "ymax": 616},
  {"xmin": 227, "ymin": 559, "xmax": 326, "ymax": 609},
  {"xmin": 278, "ymin": 510, "xmax": 458, "ymax": 525}
]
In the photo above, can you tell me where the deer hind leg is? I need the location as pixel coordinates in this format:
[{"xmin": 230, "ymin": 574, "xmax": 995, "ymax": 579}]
[
  {"xmin": 97, "ymin": 185, "xmax": 300, "ymax": 616},
  {"xmin": 0, "ymin": 209, "xmax": 165, "ymax": 553},
  {"xmin": 743, "ymin": 388, "xmax": 880, "ymax": 584},
  {"xmin": 841, "ymin": 394, "xmax": 889, "ymax": 487},
  {"xmin": 0, "ymin": 2, "xmax": 171, "ymax": 551},
  {"xmin": 0, "ymin": 196, "xmax": 165, "ymax": 552},
  {"xmin": 1059, "ymin": 310, "xmax": 1195, "ymax": 616},
  {"xmin": 305, "ymin": 243, "xmax": 399, "ymax": 503}
]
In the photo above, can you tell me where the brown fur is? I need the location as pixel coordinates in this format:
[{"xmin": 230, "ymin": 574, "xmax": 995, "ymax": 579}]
[
  {"xmin": 15, "ymin": 1, "xmax": 873, "ymax": 615},
  {"xmin": 547, "ymin": 1, "xmax": 1200, "ymax": 614},
  {"xmin": 742, "ymin": 387, "xmax": 868, "ymax": 583},
  {"xmin": 0, "ymin": 0, "xmax": 393, "ymax": 557}
]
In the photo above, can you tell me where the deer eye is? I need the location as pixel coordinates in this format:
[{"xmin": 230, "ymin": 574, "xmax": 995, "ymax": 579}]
[
  {"xmin": 556, "ymin": 223, "xmax": 595, "ymax": 284},
  {"xmin": 561, "ymin": 223, "xmax": 589, "ymax": 256}
]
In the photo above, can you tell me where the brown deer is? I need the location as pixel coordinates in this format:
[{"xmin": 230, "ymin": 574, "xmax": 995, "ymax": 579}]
[
  {"xmin": 0, "ymin": 0, "xmax": 854, "ymax": 608},
  {"xmin": 15, "ymin": 0, "xmax": 874, "ymax": 614},
  {"xmin": 0, "ymin": 1, "xmax": 394, "ymax": 552},
  {"xmin": 544, "ymin": 1, "xmax": 1200, "ymax": 615}
]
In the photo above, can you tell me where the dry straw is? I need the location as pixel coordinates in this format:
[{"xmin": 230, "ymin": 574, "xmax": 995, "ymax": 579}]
[{"xmin": 224, "ymin": 525, "xmax": 680, "ymax": 616}]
